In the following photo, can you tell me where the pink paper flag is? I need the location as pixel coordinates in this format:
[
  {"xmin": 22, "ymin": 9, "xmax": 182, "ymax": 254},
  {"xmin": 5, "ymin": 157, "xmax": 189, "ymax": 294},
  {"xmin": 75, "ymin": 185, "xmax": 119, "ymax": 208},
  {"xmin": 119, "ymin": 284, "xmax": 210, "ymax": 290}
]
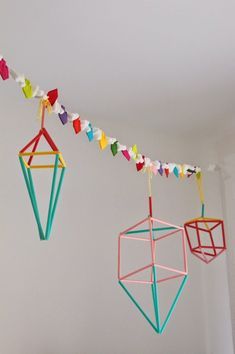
[
  {"xmin": 151, "ymin": 165, "xmax": 158, "ymax": 175},
  {"xmin": 122, "ymin": 150, "xmax": 130, "ymax": 161},
  {"xmin": 0, "ymin": 59, "xmax": 9, "ymax": 80}
]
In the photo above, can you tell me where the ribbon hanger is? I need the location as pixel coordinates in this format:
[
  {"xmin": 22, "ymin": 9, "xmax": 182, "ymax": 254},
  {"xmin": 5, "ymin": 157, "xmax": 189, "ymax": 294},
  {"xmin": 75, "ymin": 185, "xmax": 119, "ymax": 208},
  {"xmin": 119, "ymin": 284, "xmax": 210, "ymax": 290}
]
[{"xmin": 195, "ymin": 172, "xmax": 205, "ymax": 218}]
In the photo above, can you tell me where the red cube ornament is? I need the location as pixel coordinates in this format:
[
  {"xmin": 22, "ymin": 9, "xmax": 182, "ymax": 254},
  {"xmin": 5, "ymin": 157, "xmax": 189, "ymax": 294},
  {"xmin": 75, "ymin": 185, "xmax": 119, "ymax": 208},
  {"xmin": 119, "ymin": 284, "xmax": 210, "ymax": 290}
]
[
  {"xmin": 184, "ymin": 172, "xmax": 226, "ymax": 264},
  {"xmin": 184, "ymin": 217, "xmax": 226, "ymax": 264}
]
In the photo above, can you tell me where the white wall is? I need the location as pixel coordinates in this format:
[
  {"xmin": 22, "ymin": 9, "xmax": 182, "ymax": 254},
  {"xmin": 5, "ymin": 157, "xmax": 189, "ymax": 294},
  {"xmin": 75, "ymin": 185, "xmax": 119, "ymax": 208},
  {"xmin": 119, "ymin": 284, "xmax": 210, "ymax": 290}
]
[
  {"xmin": 217, "ymin": 134, "xmax": 235, "ymax": 351},
  {"xmin": 0, "ymin": 86, "xmax": 233, "ymax": 353},
  {"xmin": 186, "ymin": 136, "xmax": 234, "ymax": 354}
]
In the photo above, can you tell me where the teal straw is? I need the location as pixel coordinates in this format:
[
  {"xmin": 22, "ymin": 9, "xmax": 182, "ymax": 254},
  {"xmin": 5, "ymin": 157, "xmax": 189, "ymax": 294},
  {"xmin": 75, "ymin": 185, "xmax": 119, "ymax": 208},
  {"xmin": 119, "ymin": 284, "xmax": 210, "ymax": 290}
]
[
  {"xmin": 152, "ymin": 266, "xmax": 161, "ymax": 329},
  {"xmin": 19, "ymin": 155, "xmax": 66, "ymax": 241},
  {"xmin": 201, "ymin": 203, "xmax": 205, "ymax": 217},
  {"xmin": 126, "ymin": 227, "xmax": 176, "ymax": 235},
  {"xmin": 45, "ymin": 155, "xmax": 59, "ymax": 239},
  {"xmin": 47, "ymin": 167, "xmax": 66, "ymax": 239},
  {"xmin": 119, "ymin": 281, "xmax": 159, "ymax": 333},
  {"xmin": 27, "ymin": 168, "xmax": 45, "ymax": 240},
  {"xmin": 19, "ymin": 157, "xmax": 44, "ymax": 239},
  {"xmin": 159, "ymin": 275, "xmax": 188, "ymax": 334},
  {"xmin": 151, "ymin": 283, "xmax": 159, "ymax": 332}
]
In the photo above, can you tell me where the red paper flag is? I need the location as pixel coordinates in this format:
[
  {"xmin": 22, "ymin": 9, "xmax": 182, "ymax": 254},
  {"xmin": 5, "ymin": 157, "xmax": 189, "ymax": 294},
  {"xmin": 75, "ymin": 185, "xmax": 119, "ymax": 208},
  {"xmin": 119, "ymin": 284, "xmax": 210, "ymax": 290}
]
[
  {"xmin": 136, "ymin": 162, "xmax": 144, "ymax": 171},
  {"xmin": 47, "ymin": 89, "xmax": 58, "ymax": 106},
  {"xmin": 73, "ymin": 117, "xmax": 81, "ymax": 134},
  {"xmin": 165, "ymin": 168, "xmax": 169, "ymax": 177},
  {"xmin": 136, "ymin": 156, "xmax": 145, "ymax": 172}
]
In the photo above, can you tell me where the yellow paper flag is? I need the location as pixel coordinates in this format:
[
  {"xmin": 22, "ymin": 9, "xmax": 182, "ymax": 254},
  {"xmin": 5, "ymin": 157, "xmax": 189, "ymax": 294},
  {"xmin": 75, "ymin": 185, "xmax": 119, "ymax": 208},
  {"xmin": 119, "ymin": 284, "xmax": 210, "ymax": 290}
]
[
  {"xmin": 180, "ymin": 165, "xmax": 185, "ymax": 178},
  {"xmin": 99, "ymin": 131, "xmax": 108, "ymax": 150},
  {"xmin": 132, "ymin": 144, "xmax": 138, "ymax": 160},
  {"xmin": 22, "ymin": 79, "xmax": 33, "ymax": 98}
]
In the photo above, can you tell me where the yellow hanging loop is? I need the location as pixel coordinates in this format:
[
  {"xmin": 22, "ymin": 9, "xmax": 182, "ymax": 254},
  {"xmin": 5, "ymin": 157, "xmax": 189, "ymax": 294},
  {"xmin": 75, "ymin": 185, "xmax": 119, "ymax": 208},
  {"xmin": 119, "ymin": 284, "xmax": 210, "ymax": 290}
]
[
  {"xmin": 196, "ymin": 172, "xmax": 205, "ymax": 217},
  {"xmin": 38, "ymin": 98, "xmax": 52, "ymax": 122}
]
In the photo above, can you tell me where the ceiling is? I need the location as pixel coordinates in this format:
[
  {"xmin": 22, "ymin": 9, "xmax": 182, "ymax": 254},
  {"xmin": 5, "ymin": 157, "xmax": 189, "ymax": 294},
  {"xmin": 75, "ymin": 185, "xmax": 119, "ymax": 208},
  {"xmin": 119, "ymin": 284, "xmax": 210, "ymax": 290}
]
[{"xmin": 1, "ymin": 0, "xmax": 235, "ymax": 138}]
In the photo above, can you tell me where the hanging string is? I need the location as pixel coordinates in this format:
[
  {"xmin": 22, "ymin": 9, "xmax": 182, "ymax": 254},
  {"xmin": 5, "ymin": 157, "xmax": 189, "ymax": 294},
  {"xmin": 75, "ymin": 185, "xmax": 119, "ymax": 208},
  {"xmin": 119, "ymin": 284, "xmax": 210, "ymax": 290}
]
[
  {"xmin": 196, "ymin": 172, "xmax": 205, "ymax": 217},
  {"xmin": 38, "ymin": 98, "xmax": 52, "ymax": 122},
  {"xmin": 147, "ymin": 167, "xmax": 153, "ymax": 217},
  {"xmin": 41, "ymin": 103, "xmax": 46, "ymax": 129}
]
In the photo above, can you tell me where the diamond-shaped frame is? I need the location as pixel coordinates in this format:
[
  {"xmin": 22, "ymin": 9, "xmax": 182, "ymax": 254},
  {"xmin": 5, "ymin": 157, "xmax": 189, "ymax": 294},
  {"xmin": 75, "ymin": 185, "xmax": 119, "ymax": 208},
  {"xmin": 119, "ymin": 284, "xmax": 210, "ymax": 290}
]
[
  {"xmin": 19, "ymin": 128, "xmax": 66, "ymax": 240},
  {"xmin": 118, "ymin": 216, "xmax": 188, "ymax": 334}
]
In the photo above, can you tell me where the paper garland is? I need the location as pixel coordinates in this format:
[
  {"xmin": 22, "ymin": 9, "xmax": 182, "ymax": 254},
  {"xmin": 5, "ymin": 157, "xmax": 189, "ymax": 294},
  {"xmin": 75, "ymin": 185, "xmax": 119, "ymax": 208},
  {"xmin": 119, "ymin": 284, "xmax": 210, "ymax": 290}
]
[{"xmin": 0, "ymin": 55, "xmax": 201, "ymax": 178}]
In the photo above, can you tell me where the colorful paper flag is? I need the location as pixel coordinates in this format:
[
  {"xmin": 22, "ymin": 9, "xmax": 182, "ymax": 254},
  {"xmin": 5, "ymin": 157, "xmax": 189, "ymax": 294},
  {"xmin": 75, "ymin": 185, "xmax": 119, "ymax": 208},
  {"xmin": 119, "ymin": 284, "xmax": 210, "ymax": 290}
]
[
  {"xmin": 22, "ymin": 79, "xmax": 33, "ymax": 98},
  {"xmin": 164, "ymin": 168, "xmax": 169, "ymax": 177},
  {"xmin": 132, "ymin": 144, "xmax": 138, "ymax": 160},
  {"xmin": 122, "ymin": 150, "xmax": 130, "ymax": 161},
  {"xmin": 73, "ymin": 117, "xmax": 81, "ymax": 134},
  {"xmin": 58, "ymin": 105, "xmax": 68, "ymax": 125},
  {"xmin": 158, "ymin": 164, "xmax": 163, "ymax": 176},
  {"xmin": 151, "ymin": 165, "xmax": 158, "ymax": 175},
  {"xmin": 99, "ymin": 131, "xmax": 108, "ymax": 150},
  {"xmin": 86, "ymin": 123, "xmax": 94, "ymax": 141},
  {"xmin": 47, "ymin": 89, "xmax": 58, "ymax": 106},
  {"xmin": 136, "ymin": 155, "xmax": 145, "ymax": 171},
  {"xmin": 136, "ymin": 159, "xmax": 144, "ymax": 171},
  {"xmin": 173, "ymin": 166, "xmax": 179, "ymax": 178},
  {"xmin": 111, "ymin": 141, "xmax": 118, "ymax": 156},
  {"xmin": 0, "ymin": 58, "xmax": 9, "ymax": 80}
]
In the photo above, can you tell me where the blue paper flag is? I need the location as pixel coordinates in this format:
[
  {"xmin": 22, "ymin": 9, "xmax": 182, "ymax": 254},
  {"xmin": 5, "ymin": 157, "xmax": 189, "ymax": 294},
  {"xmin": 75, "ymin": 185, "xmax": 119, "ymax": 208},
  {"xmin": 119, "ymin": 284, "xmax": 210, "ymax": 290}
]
[
  {"xmin": 86, "ymin": 123, "xmax": 94, "ymax": 141},
  {"xmin": 58, "ymin": 105, "xmax": 68, "ymax": 125},
  {"xmin": 158, "ymin": 164, "xmax": 163, "ymax": 176},
  {"xmin": 173, "ymin": 166, "xmax": 179, "ymax": 178}
]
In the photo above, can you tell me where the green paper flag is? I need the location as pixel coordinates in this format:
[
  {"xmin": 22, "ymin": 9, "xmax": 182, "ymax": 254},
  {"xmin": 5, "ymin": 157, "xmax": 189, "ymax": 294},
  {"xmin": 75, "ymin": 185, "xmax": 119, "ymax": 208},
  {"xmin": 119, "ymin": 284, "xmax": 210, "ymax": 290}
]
[{"xmin": 111, "ymin": 141, "xmax": 118, "ymax": 156}]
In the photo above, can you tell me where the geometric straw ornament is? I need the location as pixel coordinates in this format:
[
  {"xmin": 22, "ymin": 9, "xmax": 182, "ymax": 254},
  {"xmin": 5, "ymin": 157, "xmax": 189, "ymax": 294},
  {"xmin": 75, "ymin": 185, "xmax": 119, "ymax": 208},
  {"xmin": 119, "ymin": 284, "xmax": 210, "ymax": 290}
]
[
  {"xmin": 19, "ymin": 126, "xmax": 66, "ymax": 240},
  {"xmin": 118, "ymin": 215, "xmax": 188, "ymax": 334},
  {"xmin": 184, "ymin": 172, "xmax": 226, "ymax": 264},
  {"xmin": 184, "ymin": 217, "xmax": 226, "ymax": 264}
]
